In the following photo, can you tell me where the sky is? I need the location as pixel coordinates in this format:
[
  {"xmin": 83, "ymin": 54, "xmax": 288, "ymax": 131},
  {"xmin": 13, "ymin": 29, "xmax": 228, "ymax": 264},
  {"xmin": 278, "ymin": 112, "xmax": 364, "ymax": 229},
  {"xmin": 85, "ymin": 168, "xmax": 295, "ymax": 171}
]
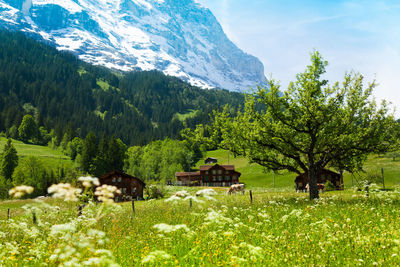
[{"xmin": 196, "ymin": 0, "xmax": 400, "ymax": 117}]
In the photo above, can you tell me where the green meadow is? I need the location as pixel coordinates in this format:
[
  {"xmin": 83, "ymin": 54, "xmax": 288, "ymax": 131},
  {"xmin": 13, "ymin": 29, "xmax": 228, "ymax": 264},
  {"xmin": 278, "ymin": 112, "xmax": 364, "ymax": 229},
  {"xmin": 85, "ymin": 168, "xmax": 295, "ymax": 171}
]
[
  {"xmin": 2, "ymin": 189, "xmax": 400, "ymax": 266},
  {"xmin": 0, "ymin": 137, "xmax": 73, "ymax": 171}
]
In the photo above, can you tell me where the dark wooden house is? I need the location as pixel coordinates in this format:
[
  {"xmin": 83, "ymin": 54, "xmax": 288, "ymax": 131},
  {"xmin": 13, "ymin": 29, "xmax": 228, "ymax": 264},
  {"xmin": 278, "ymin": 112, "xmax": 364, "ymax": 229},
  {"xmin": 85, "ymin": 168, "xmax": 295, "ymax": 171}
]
[
  {"xmin": 100, "ymin": 171, "xmax": 146, "ymax": 201},
  {"xmin": 295, "ymin": 169, "xmax": 343, "ymax": 191},
  {"xmin": 176, "ymin": 164, "xmax": 241, "ymax": 187},
  {"xmin": 205, "ymin": 157, "xmax": 218, "ymax": 164}
]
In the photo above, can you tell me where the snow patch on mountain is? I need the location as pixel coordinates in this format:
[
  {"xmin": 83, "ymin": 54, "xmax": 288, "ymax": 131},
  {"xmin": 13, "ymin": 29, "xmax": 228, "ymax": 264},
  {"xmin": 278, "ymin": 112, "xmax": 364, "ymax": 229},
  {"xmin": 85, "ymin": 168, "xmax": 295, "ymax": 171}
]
[{"xmin": 0, "ymin": 0, "xmax": 267, "ymax": 91}]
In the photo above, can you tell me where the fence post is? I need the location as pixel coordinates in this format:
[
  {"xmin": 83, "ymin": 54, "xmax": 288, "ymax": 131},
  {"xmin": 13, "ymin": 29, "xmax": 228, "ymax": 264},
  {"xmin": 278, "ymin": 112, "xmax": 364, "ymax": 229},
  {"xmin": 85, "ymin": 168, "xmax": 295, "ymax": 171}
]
[
  {"xmin": 131, "ymin": 199, "xmax": 135, "ymax": 214},
  {"xmin": 32, "ymin": 210, "xmax": 37, "ymax": 225},
  {"xmin": 249, "ymin": 190, "xmax": 253, "ymax": 203},
  {"xmin": 7, "ymin": 208, "xmax": 10, "ymax": 220},
  {"xmin": 190, "ymin": 198, "xmax": 192, "ymax": 208},
  {"xmin": 381, "ymin": 168, "xmax": 385, "ymax": 190}
]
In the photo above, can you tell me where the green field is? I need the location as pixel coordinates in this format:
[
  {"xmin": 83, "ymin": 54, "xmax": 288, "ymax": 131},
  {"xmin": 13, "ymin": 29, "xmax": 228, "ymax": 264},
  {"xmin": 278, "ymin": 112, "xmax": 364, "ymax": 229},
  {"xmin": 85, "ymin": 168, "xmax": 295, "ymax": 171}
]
[
  {"xmin": 0, "ymin": 137, "xmax": 73, "ymax": 171},
  {"xmin": 2, "ymin": 188, "xmax": 400, "ymax": 266},
  {"xmin": 196, "ymin": 150, "xmax": 400, "ymax": 189}
]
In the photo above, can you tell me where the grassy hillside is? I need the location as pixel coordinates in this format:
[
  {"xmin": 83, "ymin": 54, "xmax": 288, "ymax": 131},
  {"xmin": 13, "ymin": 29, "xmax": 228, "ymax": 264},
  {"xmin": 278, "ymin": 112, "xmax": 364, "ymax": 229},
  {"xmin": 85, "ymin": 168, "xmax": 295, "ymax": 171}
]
[
  {"xmin": 0, "ymin": 137, "xmax": 73, "ymax": 171},
  {"xmin": 196, "ymin": 149, "xmax": 400, "ymax": 190}
]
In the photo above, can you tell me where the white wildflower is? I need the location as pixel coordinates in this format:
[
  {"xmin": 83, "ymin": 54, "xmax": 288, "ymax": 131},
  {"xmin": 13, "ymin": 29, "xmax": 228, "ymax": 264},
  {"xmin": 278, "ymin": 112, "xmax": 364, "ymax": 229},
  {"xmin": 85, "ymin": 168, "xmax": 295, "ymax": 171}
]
[
  {"xmin": 230, "ymin": 256, "xmax": 248, "ymax": 264},
  {"xmin": 195, "ymin": 188, "xmax": 217, "ymax": 197},
  {"xmin": 141, "ymin": 250, "xmax": 171, "ymax": 264},
  {"xmin": 94, "ymin": 185, "xmax": 121, "ymax": 204},
  {"xmin": 153, "ymin": 223, "xmax": 190, "ymax": 233},
  {"xmin": 164, "ymin": 195, "xmax": 181, "ymax": 202},
  {"xmin": 9, "ymin": 185, "xmax": 34, "ymax": 198},
  {"xmin": 173, "ymin": 190, "xmax": 190, "ymax": 198},
  {"xmin": 48, "ymin": 183, "xmax": 82, "ymax": 201},
  {"xmin": 50, "ymin": 223, "xmax": 76, "ymax": 236},
  {"xmin": 78, "ymin": 176, "xmax": 100, "ymax": 188},
  {"xmin": 205, "ymin": 209, "xmax": 232, "ymax": 225},
  {"xmin": 184, "ymin": 196, "xmax": 204, "ymax": 203}
]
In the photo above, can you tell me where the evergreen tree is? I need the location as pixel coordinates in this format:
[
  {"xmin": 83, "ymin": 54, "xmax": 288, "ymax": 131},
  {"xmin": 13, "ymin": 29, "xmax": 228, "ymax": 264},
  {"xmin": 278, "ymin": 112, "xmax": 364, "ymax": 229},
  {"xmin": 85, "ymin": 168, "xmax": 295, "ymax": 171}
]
[
  {"xmin": 80, "ymin": 132, "xmax": 98, "ymax": 173},
  {"xmin": 0, "ymin": 138, "xmax": 18, "ymax": 181}
]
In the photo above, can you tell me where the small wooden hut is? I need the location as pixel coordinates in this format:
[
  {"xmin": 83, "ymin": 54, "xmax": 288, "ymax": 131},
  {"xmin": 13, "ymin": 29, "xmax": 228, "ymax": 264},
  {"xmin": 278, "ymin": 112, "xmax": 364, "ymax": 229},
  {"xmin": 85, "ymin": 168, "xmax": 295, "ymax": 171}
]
[
  {"xmin": 295, "ymin": 169, "xmax": 343, "ymax": 191},
  {"xmin": 100, "ymin": 171, "xmax": 146, "ymax": 201}
]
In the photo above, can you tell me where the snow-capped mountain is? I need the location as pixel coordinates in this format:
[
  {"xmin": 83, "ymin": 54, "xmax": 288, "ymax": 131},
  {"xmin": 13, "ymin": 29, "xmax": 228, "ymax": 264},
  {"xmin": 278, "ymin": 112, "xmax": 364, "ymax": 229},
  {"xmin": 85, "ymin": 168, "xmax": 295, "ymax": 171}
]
[{"xmin": 0, "ymin": 0, "xmax": 267, "ymax": 91}]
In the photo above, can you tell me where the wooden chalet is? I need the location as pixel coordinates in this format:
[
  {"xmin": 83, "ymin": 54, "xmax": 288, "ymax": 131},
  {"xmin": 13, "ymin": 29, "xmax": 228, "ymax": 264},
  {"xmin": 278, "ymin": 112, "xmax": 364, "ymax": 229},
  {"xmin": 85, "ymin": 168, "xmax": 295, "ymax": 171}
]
[
  {"xmin": 100, "ymin": 171, "xmax": 146, "ymax": 201},
  {"xmin": 295, "ymin": 169, "xmax": 343, "ymax": 191},
  {"xmin": 176, "ymin": 164, "xmax": 241, "ymax": 187},
  {"xmin": 204, "ymin": 157, "xmax": 218, "ymax": 164}
]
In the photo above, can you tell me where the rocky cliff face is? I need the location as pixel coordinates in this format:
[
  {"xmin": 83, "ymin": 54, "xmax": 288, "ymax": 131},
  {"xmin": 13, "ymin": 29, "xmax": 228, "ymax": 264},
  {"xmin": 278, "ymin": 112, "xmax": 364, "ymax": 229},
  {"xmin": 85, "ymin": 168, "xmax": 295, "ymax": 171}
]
[{"xmin": 0, "ymin": 0, "xmax": 267, "ymax": 90}]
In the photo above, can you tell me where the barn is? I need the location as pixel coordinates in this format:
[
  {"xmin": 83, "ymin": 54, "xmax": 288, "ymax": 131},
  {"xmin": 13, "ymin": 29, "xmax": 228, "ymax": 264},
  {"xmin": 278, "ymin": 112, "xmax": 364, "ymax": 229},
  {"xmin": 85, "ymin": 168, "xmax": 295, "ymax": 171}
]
[
  {"xmin": 295, "ymin": 169, "xmax": 343, "ymax": 191},
  {"xmin": 100, "ymin": 171, "xmax": 146, "ymax": 201}
]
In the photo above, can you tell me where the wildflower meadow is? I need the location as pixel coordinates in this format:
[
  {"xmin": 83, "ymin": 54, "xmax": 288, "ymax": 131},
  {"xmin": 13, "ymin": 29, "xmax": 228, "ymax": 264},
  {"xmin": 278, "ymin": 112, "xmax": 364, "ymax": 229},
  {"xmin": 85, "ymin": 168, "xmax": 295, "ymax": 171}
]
[{"xmin": 1, "ymin": 182, "xmax": 400, "ymax": 266}]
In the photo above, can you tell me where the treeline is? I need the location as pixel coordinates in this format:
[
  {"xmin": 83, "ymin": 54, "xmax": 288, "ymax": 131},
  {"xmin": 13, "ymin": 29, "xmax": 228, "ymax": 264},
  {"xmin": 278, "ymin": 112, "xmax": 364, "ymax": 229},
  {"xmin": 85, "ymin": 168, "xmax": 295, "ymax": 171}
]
[
  {"xmin": 0, "ymin": 134, "xmax": 202, "ymax": 198},
  {"xmin": 0, "ymin": 30, "xmax": 244, "ymax": 146},
  {"xmin": 125, "ymin": 138, "xmax": 203, "ymax": 182}
]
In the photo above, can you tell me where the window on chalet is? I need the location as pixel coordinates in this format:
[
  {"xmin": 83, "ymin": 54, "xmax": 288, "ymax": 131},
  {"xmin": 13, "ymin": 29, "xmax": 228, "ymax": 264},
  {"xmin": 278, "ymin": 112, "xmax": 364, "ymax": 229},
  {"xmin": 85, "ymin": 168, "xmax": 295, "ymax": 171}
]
[
  {"xmin": 205, "ymin": 171, "xmax": 209, "ymax": 174},
  {"xmin": 112, "ymin": 178, "xmax": 116, "ymax": 183},
  {"xmin": 218, "ymin": 170, "xmax": 222, "ymax": 174},
  {"xmin": 212, "ymin": 170, "xmax": 216, "ymax": 175},
  {"xmin": 118, "ymin": 177, "xmax": 122, "ymax": 182},
  {"xmin": 225, "ymin": 176, "xmax": 230, "ymax": 181},
  {"xmin": 122, "ymin": 188, "xmax": 127, "ymax": 194}
]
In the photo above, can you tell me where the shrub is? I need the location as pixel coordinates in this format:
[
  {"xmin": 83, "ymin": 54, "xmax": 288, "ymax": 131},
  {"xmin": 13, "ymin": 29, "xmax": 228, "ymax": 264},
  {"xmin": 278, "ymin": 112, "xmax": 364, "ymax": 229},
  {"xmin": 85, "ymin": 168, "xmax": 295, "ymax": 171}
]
[
  {"xmin": 147, "ymin": 184, "xmax": 164, "ymax": 199},
  {"xmin": 324, "ymin": 180, "xmax": 336, "ymax": 191}
]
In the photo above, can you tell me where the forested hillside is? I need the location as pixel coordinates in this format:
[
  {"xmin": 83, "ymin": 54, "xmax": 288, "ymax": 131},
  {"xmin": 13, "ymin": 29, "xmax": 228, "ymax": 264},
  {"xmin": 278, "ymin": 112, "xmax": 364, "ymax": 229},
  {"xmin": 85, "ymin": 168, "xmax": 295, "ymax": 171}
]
[{"xmin": 0, "ymin": 30, "xmax": 245, "ymax": 145}]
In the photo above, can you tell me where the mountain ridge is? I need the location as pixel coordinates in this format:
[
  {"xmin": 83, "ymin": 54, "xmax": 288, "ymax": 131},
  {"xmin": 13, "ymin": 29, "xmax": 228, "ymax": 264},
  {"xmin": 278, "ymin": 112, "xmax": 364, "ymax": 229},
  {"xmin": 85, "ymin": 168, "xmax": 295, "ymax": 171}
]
[{"xmin": 0, "ymin": 0, "xmax": 267, "ymax": 91}]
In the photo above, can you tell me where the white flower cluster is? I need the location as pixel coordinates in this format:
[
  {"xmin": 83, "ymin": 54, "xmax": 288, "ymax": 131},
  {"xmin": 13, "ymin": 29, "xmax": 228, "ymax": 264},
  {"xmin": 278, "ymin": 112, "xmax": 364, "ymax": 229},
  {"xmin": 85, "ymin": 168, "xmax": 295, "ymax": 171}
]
[
  {"xmin": 195, "ymin": 188, "xmax": 217, "ymax": 197},
  {"xmin": 141, "ymin": 250, "xmax": 171, "ymax": 264},
  {"xmin": 9, "ymin": 185, "xmax": 34, "ymax": 199},
  {"xmin": 94, "ymin": 185, "xmax": 121, "ymax": 204},
  {"xmin": 153, "ymin": 223, "xmax": 191, "ymax": 234},
  {"xmin": 165, "ymin": 189, "xmax": 217, "ymax": 203},
  {"xmin": 78, "ymin": 176, "xmax": 100, "ymax": 188},
  {"xmin": 48, "ymin": 183, "xmax": 82, "ymax": 201}
]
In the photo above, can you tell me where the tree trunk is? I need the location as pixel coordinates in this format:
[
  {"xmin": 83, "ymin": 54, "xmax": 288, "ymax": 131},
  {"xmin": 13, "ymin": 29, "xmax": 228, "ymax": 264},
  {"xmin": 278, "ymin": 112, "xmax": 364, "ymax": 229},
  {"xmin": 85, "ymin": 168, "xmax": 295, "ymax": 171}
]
[{"xmin": 308, "ymin": 166, "xmax": 319, "ymax": 200}]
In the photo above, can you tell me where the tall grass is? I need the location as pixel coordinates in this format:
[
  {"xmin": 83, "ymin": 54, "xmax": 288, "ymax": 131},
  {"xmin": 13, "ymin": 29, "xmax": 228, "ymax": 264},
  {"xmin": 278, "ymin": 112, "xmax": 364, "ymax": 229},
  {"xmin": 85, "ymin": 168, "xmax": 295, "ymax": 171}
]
[{"xmin": 2, "ymin": 188, "xmax": 400, "ymax": 266}]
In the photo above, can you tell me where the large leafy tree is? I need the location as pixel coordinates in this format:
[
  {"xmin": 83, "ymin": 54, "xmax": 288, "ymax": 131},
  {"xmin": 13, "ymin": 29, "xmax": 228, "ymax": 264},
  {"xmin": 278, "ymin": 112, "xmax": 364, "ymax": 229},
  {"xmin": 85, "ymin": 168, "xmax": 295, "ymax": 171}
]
[
  {"xmin": 18, "ymin": 115, "xmax": 38, "ymax": 143},
  {"xmin": 0, "ymin": 138, "xmax": 18, "ymax": 180},
  {"xmin": 213, "ymin": 51, "xmax": 397, "ymax": 199}
]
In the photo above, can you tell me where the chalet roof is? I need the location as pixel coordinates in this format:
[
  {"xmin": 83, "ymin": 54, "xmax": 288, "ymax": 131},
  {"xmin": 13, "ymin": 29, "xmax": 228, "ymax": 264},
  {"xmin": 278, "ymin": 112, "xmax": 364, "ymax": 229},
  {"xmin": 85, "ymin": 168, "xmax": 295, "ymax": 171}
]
[
  {"xmin": 175, "ymin": 172, "xmax": 201, "ymax": 177},
  {"xmin": 100, "ymin": 170, "xmax": 146, "ymax": 185},
  {"xmin": 199, "ymin": 164, "xmax": 235, "ymax": 171}
]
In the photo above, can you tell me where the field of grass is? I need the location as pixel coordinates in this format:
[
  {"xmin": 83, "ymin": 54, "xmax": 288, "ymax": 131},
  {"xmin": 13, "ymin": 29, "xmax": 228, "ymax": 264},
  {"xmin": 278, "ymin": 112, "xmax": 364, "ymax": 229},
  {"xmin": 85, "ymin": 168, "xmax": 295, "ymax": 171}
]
[
  {"xmin": 0, "ymin": 137, "xmax": 73, "ymax": 171},
  {"xmin": 196, "ymin": 150, "xmax": 400, "ymax": 190},
  {"xmin": 2, "ymin": 187, "xmax": 400, "ymax": 266},
  {"xmin": 174, "ymin": 109, "xmax": 199, "ymax": 122}
]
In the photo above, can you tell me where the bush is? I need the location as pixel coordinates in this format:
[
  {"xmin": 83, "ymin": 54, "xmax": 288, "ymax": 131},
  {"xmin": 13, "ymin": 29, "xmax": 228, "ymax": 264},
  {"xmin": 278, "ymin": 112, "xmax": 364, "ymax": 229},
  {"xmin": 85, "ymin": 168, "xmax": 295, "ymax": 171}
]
[
  {"xmin": 146, "ymin": 184, "xmax": 164, "ymax": 199},
  {"xmin": 324, "ymin": 180, "xmax": 336, "ymax": 191},
  {"xmin": 359, "ymin": 172, "xmax": 382, "ymax": 185}
]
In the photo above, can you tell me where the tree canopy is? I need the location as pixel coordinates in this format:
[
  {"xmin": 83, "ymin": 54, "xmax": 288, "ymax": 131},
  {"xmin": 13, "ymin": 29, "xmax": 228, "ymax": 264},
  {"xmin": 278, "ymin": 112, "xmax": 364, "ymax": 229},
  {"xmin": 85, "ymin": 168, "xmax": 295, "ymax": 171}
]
[{"xmin": 210, "ymin": 51, "xmax": 397, "ymax": 199}]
